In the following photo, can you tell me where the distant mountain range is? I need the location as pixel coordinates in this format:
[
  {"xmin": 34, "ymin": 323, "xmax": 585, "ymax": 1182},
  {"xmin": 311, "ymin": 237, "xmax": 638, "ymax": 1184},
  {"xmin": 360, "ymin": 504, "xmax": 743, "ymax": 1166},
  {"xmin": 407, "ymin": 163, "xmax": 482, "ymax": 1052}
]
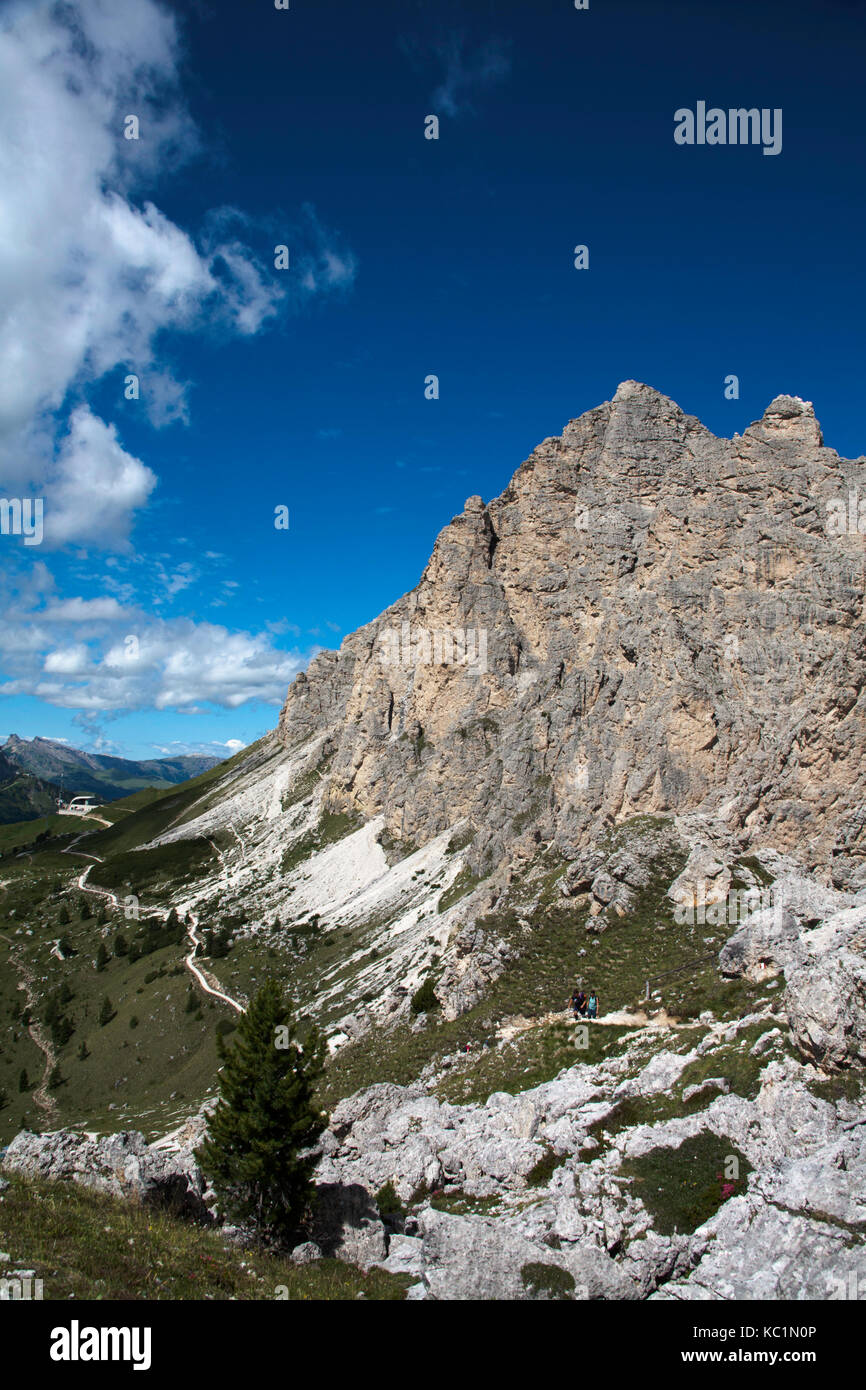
[{"xmin": 0, "ymin": 736, "xmax": 223, "ymax": 823}]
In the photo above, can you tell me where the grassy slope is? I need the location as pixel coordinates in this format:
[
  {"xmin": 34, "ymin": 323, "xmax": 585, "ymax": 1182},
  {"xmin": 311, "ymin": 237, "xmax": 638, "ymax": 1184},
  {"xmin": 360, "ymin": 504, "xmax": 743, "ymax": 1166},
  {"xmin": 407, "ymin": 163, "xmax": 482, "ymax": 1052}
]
[
  {"xmin": 0, "ymin": 887, "xmax": 228, "ymax": 1142},
  {"xmin": 323, "ymin": 818, "xmax": 766, "ymax": 1107},
  {"xmin": 0, "ymin": 784, "xmax": 769, "ymax": 1149},
  {"xmin": 0, "ymin": 774, "xmax": 60, "ymax": 826},
  {"xmin": 0, "ymin": 739, "xmax": 278, "ymax": 1143},
  {"xmin": 0, "ymin": 1173, "xmax": 409, "ymax": 1300},
  {"xmin": 0, "ymin": 814, "xmax": 101, "ymax": 854}
]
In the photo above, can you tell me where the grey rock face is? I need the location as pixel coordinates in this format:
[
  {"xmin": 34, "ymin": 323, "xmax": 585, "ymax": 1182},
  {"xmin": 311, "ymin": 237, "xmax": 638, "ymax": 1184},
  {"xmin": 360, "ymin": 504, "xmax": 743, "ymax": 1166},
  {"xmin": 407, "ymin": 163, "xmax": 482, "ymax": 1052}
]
[
  {"xmin": 416, "ymin": 1207, "xmax": 635, "ymax": 1301},
  {"xmin": 718, "ymin": 906, "xmax": 801, "ymax": 981},
  {"xmin": 1, "ymin": 1128, "xmax": 209, "ymax": 1220},
  {"xmin": 318, "ymin": 1082, "xmax": 547, "ymax": 1203},
  {"xmin": 276, "ymin": 383, "xmax": 866, "ymax": 889},
  {"xmin": 311, "ymin": 1183, "xmax": 388, "ymax": 1268},
  {"xmin": 436, "ymin": 922, "xmax": 517, "ymax": 1019},
  {"xmin": 720, "ymin": 899, "xmax": 866, "ymax": 1069},
  {"xmin": 785, "ymin": 947, "xmax": 866, "ymax": 1069},
  {"xmin": 312, "ymin": 1006, "xmax": 865, "ymax": 1300}
]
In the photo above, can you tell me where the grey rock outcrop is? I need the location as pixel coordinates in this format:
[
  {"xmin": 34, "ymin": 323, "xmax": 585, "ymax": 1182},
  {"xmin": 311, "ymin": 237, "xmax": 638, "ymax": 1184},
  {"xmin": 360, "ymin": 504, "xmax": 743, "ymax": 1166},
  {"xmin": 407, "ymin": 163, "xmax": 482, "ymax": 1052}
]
[
  {"xmin": 310, "ymin": 1183, "xmax": 388, "ymax": 1268},
  {"xmin": 720, "ymin": 898, "xmax": 866, "ymax": 1069},
  {"xmin": 315, "ymin": 1023, "xmax": 864, "ymax": 1299},
  {"xmin": 415, "ymin": 1206, "xmax": 636, "ymax": 1301},
  {"xmin": 277, "ymin": 384, "xmax": 866, "ymax": 889},
  {"xmin": 1, "ymin": 1128, "xmax": 209, "ymax": 1220}
]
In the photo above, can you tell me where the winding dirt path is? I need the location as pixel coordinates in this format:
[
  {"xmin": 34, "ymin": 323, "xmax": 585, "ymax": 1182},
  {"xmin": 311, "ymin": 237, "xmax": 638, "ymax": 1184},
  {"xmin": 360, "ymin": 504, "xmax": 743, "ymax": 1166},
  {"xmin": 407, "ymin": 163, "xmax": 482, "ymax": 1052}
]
[
  {"xmin": 0, "ymin": 932, "xmax": 58, "ymax": 1120},
  {"xmin": 496, "ymin": 1005, "xmax": 686, "ymax": 1044},
  {"xmin": 75, "ymin": 863, "xmax": 244, "ymax": 1015}
]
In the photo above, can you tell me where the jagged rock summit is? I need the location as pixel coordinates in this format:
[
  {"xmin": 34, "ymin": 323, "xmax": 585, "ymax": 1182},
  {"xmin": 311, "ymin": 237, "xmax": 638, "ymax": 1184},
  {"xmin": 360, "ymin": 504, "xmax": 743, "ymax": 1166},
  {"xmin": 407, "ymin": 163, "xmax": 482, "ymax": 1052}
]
[{"xmin": 279, "ymin": 382, "xmax": 866, "ymax": 890}]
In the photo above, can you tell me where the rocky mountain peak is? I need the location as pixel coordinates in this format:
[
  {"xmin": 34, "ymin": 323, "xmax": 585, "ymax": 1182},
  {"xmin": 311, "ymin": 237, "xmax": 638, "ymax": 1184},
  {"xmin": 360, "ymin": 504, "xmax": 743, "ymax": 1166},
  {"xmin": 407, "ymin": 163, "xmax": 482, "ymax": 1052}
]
[
  {"xmin": 748, "ymin": 393, "xmax": 824, "ymax": 448},
  {"xmin": 277, "ymin": 384, "xmax": 865, "ymax": 890}
]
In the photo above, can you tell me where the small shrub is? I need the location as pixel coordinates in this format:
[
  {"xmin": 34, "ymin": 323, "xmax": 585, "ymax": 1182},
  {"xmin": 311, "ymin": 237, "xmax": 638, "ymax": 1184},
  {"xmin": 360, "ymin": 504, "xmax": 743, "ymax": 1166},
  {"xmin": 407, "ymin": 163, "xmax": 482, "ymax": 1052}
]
[
  {"xmin": 375, "ymin": 1180, "xmax": 405, "ymax": 1218},
  {"xmin": 525, "ymin": 1147, "xmax": 565, "ymax": 1188},
  {"xmin": 520, "ymin": 1262, "xmax": 575, "ymax": 1300}
]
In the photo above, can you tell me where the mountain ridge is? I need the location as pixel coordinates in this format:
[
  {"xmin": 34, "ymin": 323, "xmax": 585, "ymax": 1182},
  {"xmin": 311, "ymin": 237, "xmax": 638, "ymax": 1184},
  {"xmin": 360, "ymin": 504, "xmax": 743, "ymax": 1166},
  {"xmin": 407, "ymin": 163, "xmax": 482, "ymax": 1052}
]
[
  {"xmin": 1, "ymin": 734, "xmax": 223, "ymax": 807},
  {"xmin": 276, "ymin": 381, "xmax": 866, "ymax": 892}
]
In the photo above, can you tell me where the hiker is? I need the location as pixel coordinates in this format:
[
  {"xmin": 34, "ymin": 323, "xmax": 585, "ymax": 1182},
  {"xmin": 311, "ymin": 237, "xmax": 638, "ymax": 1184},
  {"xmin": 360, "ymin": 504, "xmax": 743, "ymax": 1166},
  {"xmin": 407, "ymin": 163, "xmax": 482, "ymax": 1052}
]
[
  {"xmin": 587, "ymin": 992, "xmax": 598, "ymax": 1020},
  {"xmin": 569, "ymin": 988, "xmax": 587, "ymax": 1019}
]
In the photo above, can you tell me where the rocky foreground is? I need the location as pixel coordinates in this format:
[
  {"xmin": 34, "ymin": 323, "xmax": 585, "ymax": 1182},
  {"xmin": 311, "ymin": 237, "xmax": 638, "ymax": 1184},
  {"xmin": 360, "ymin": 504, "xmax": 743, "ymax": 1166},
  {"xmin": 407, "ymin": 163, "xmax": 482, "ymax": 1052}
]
[{"xmin": 5, "ymin": 870, "xmax": 864, "ymax": 1301}]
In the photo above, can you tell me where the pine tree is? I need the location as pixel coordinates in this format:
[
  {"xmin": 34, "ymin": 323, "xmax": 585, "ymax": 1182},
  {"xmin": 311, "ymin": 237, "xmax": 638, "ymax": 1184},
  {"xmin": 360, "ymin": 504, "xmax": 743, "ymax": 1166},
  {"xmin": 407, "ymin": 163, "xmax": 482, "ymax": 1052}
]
[
  {"xmin": 18, "ymin": 1068, "xmax": 29, "ymax": 1093},
  {"xmin": 48, "ymin": 1064, "xmax": 64, "ymax": 1090},
  {"xmin": 79, "ymin": 898, "xmax": 92, "ymax": 920},
  {"xmin": 77, "ymin": 1040, "xmax": 89, "ymax": 1061},
  {"xmin": 195, "ymin": 981, "xmax": 327, "ymax": 1243},
  {"xmin": 58, "ymin": 904, "xmax": 70, "ymax": 926},
  {"xmin": 113, "ymin": 933, "xmax": 128, "ymax": 957},
  {"xmin": 98, "ymin": 996, "xmax": 114, "ymax": 1027},
  {"xmin": 0, "ymin": 1085, "xmax": 8, "ymax": 1111},
  {"xmin": 95, "ymin": 942, "xmax": 109, "ymax": 972},
  {"xmin": 97, "ymin": 905, "xmax": 108, "ymax": 926}
]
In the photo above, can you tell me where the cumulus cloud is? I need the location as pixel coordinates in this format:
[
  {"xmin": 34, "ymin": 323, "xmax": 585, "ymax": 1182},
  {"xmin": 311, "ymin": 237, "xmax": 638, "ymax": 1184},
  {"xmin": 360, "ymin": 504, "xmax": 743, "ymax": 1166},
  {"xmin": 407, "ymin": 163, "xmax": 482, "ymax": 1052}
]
[
  {"xmin": 41, "ymin": 407, "xmax": 157, "ymax": 549},
  {"xmin": 0, "ymin": 0, "xmax": 356, "ymax": 547},
  {"xmin": 0, "ymin": 584, "xmax": 311, "ymax": 713}
]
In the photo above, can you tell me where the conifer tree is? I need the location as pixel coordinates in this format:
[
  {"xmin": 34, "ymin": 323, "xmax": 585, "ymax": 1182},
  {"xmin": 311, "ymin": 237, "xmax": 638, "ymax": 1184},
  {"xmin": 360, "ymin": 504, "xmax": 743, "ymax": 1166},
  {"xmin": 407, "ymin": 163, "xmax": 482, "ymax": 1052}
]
[{"xmin": 196, "ymin": 980, "xmax": 327, "ymax": 1242}]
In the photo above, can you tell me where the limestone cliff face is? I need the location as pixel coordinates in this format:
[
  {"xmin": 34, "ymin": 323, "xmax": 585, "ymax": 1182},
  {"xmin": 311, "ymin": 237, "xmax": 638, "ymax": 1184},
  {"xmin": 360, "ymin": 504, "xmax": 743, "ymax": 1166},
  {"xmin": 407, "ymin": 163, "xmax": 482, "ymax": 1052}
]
[{"xmin": 278, "ymin": 383, "xmax": 866, "ymax": 887}]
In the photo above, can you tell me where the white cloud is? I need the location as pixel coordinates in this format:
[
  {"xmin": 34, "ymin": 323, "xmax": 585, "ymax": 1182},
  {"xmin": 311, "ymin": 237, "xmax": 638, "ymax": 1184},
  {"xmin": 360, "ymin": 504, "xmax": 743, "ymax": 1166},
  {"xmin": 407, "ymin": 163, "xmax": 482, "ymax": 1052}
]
[
  {"xmin": 43, "ymin": 645, "xmax": 91, "ymax": 676},
  {"xmin": 42, "ymin": 596, "xmax": 127, "ymax": 623},
  {"xmin": 0, "ymin": 0, "xmax": 356, "ymax": 548},
  {"xmin": 150, "ymin": 737, "xmax": 248, "ymax": 758},
  {"xmin": 0, "ymin": 584, "xmax": 312, "ymax": 714},
  {"xmin": 42, "ymin": 407, "xmax": 157, "ymax": 549}
]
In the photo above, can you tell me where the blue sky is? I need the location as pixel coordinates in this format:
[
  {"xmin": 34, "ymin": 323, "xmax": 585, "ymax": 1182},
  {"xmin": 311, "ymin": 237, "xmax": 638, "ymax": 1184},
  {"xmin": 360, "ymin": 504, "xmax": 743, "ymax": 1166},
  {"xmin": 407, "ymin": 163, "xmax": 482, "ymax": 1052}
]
[{"xmin": 1, "ymin": 0, "xmax": 864, "ymax": 760}]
